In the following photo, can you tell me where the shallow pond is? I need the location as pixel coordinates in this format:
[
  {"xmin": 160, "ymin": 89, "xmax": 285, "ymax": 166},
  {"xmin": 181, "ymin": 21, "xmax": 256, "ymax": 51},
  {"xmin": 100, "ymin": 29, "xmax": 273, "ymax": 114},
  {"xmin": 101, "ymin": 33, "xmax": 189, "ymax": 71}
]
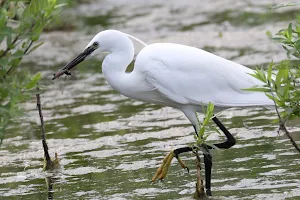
[{"xmin": 1, "ymin": 1, "xmax": 300, "ymax": 199}]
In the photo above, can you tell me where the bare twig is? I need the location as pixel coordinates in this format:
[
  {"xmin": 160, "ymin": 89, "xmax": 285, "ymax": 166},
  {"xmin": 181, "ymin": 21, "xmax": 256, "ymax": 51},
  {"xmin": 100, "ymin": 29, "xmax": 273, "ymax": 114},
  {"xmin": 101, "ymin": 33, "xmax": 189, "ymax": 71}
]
[
  {"xmin": 36, "ymin": 86, "xmax": 51, "ymax": 165},
  {"xmin": 36, "ymin": 86, "xmax": 61, "ymax": 171},
  {"xmin": 279, "ymin": 123, "xmax": 300, "ymax": 153},
  {"xmin": 4, "ymin": 40, "xmax": 34, "ymax": 78},
  {"xmin": 0, "ymin": 35, "xmax": 19, "ymax": 59},
  {"xmin": 24, "ymin": 40, "xmax": 34, "ymax": 54},
  {"xmin": 194, "ymin": 151, "xmax": 206, "ymax": 199},
  {"xmin": 270, "ymin": 84, "xmax": 300, "ymax": 153},
  {"xmin": 1, "ymin": 21, "xmax": 36, "ymax": 80}
]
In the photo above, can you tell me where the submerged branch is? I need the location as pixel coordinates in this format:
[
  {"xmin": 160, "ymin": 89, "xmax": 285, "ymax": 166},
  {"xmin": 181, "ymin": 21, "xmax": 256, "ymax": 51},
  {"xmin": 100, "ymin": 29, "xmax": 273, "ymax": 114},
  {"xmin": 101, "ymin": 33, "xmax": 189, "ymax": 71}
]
[
  {"xmin": 279, "ymin": 123, "xmax": 300, "ymax": 153},
  {"xmin": 36, "ymin": 86, "xmax": 51, "ymax": 164},
  {"xmin": 269, "ymin": 84, "xmax": 300, "ymax": 153},
  {"xmin": 194, "ymin": 151, "xmax": 206, "ymax": 199}
]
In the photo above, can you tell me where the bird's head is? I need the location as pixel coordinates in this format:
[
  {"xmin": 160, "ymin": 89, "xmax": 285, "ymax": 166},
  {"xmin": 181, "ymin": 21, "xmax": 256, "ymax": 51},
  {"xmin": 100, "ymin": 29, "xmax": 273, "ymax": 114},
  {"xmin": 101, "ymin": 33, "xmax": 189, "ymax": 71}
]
[{"xmin": 52, "ymin": 30, "xmax": 127, "ymax": 80}]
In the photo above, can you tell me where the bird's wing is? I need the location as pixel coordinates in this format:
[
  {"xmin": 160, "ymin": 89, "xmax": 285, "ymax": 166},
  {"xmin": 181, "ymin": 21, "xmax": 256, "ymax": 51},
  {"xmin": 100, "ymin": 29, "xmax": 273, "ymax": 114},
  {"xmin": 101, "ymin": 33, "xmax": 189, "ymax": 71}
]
[{"xmin": 135, "ymin": 43, "xmax": 272, "ymax": 107}]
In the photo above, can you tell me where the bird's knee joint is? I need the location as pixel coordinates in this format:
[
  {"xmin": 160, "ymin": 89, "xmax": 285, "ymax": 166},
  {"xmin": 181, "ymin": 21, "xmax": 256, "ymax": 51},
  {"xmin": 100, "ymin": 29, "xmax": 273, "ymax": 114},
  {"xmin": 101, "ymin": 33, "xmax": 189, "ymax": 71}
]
[
  {"xmin": 227, "ymin": 138, "xmax": 236, "ymax": 148},
  {"xmin": 173, "ymin": 149, "xmax": 179, "ymax": 158}
]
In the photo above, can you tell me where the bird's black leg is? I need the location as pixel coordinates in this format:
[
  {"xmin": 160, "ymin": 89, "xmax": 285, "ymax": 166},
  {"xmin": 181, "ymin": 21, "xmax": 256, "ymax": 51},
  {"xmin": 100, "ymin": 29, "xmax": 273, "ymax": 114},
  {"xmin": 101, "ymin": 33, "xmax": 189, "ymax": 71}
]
[
  {"xmin": 202, "ymin": 144, "xmax": 212, "ymax": 196},
  {"xmin": 153, "ymin": 116, "xmax": 236, "ymax": 196},
  {"xmin": 172, "ymin": 145, "xmax": 213, "ymax": 196},
  {"xmin": 210, "ymin": 116, "xmax": 236, "ymax": 149},
  {"xmin": 173, "ymin": 147, "xmax": 193, "ymax": 158},
  {"xmin": 193, "ymin": 126, "xmax": 212, "ymax": 196},
  {"xmin": 173, "ymin": 147, "xmax": 193, "ymax": 172},
  {"xmin": 194, "ymin": 115, "xmax": 236, "ymax": 196}
]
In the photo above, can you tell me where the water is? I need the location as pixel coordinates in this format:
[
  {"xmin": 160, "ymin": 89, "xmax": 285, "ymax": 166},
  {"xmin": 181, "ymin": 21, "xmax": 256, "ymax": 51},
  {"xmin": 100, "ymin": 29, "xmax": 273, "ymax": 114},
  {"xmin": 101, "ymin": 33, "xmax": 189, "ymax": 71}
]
[{"xmin": 1, "ymin": 1, "xmax": 300, "ymax": 199}]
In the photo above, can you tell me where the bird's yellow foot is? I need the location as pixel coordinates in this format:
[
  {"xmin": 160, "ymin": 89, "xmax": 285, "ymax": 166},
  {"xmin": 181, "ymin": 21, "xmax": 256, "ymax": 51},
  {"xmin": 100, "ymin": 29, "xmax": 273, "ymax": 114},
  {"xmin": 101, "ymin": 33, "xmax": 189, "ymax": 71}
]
[{"xmin": 151, "ymin": 150, "xmax": 189, "ymax": 182}]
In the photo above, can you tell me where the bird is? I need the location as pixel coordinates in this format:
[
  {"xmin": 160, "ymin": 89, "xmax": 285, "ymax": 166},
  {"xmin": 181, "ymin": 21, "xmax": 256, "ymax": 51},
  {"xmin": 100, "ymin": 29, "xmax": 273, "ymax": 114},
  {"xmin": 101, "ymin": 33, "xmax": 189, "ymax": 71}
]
[{"xmin": 52, "ymin": 29, "xmax": 273, "ymax": 196}]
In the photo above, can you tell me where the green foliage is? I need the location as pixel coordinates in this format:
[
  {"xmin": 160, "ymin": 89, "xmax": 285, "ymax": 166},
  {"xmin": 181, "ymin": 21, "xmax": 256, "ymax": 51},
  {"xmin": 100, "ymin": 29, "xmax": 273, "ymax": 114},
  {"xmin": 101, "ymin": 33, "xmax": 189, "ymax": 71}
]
[
  {"xmin": 194, "ymin": 102, "xmax": 220, "ymax": 148},
  {"xmin": 0, "ymin": 0, "xmax": 65, "ymax": 144},
  {"xmin": 248, "ymin": 18, "xmax": 300, "ymax": 127}
]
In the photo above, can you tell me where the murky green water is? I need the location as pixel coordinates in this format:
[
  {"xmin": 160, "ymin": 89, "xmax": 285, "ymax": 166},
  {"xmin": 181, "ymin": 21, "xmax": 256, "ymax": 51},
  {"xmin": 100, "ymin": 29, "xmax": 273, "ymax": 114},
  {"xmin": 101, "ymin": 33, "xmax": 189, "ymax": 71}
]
[{"xmin": 1, "ymin": 1, "xmax": 300, "ymax": 199}]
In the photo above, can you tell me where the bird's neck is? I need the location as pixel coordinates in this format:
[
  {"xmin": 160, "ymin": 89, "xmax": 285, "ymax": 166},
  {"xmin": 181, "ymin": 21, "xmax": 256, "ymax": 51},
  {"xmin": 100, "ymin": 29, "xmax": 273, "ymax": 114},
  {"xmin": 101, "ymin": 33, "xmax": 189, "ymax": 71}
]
[{"xmin": 102, "ymin": 43, "xmax": 136, "ymax": 94}]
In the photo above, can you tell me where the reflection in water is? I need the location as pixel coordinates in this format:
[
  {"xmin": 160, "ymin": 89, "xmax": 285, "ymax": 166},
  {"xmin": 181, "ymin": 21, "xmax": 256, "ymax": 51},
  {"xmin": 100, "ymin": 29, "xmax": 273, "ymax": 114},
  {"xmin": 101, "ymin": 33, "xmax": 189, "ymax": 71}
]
[
  {"xmin": 45, "ymin": 176, "xmax": 54, "ymax": 200},
  {"xmin": 45, "ymin": 173, "xmax": 63, "ymax": 200}
]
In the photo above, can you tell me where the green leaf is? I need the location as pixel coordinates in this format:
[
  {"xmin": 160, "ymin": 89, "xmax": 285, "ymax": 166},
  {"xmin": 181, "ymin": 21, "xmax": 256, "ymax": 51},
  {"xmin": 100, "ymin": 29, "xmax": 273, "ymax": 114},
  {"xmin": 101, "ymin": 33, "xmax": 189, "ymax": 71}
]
[
  {"xmin": 267, "ymin": 61, "xmax": 273, "ymax": 83},
  {"xmin": 287, "ymin": 23, "xmax": 293, "ymax": 41},
  {"xmin": 290, "ymin": 95, "xmax": 300, "ymax": 101},
  {"xmin": 258, "ymin": 68, "xmax": 267, "ymax": 82},
  {"xmin": 0, "ymin": 14, "xmax": 6, "ymax": 29},
  {"xmin": 194, "ymin": 102, "xmax": 216, "ymax": 146},
  {"xmin": 0, "ymin": 0, "xmax": 63, "ymax": 145},
  {"xmin": 5, "ymin": 29, "xmax": 13, "ymax": 48},
  {"xmin": 55, "ymin": 3, "xmax": 68, "ymax": 9},
  {"xmin": 266, "ymin": 93, "xmax": 275, "ymax": 102},
  {"xmin": 12, "ymin": 50, "xmax": 25, "ymax": 59},
  {"xmin": 27, "ymin": 42, "xmax": 44, "ymax": 54},
  {"xmin": 0, "ymin": 107, "xmax": 9, "ymax": 114},
  {"xmin": 272, "ymin": 37, "xmax": 285, "ymax": 42},
  {"xmin": 266, "ymin": 30, "xmax": 272, "ymax": 38},
  {"xmin": 295, "ymin": 25, "xmax": 300, "ymax": 37},
  {"xmin": 242, "ymin": 87, "xmax": 271, "ymax": 92},
  {"xmin": 283, "ymin": 83, "xmax": 290, "ymax": 100},
  {"xmin": 247, "ymin": 68, "xmax": 267, "ymax": 83},
  {"xmin": 0, "ymin": 57, "xmax": 9, "ymax": 68},
  {"xmin": 275, "ymin": 70, "xmax": 283, "ymax": 88},
  {"xmin": 25, "ymin": 73, "xmax": 41, "ymax": 90}
]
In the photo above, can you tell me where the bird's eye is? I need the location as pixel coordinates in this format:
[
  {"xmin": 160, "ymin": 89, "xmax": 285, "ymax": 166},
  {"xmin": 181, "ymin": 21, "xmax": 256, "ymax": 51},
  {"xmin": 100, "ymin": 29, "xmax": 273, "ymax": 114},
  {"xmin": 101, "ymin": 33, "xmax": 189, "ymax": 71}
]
[{"xmin": 93, "ymin": 42, "xmax": 99, "ymax": 48}]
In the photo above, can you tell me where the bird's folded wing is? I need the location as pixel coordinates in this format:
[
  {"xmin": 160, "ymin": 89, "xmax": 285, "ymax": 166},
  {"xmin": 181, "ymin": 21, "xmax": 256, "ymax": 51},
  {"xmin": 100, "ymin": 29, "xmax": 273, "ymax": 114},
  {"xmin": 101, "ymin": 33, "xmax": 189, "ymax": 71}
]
[{"xmin": 141, "ymin": 50, "xmax": 272, "ymax": 107}]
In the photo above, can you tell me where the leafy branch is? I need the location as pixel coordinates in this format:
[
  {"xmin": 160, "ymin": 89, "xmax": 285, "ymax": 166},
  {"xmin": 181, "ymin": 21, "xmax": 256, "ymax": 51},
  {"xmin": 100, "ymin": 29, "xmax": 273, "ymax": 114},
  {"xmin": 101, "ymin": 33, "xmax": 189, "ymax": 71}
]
[
  {"xmin": 245, "ymin": 19, "xmax": 300, "ymax": 152},
  {"xmin": 194, "ymin": 102, "xmax": 220, "ymax": 149},
  {"xmin": 0, "ymin": 0, "xmax": 66, "ymax": 145}
]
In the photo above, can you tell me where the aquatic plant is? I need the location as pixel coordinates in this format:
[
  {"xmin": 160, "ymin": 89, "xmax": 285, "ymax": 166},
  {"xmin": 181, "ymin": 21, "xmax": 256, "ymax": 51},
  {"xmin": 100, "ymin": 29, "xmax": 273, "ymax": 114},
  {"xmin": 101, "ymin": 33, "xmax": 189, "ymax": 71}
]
[
  {"xmin": 0, "ymin": 0, "xmax": 66, "ymax": 145},
  {"xmin": 247, "ymin": 7, "xmax": 300, "ymax": 152}
]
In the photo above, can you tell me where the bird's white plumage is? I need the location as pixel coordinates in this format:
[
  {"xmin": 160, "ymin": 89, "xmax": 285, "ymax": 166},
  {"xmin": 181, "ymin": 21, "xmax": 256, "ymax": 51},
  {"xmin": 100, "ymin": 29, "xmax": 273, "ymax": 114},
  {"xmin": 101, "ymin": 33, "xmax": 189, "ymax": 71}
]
[
  {"xmin": 134, "ymin": 43, "xmax": 272, "ymax": 107},
  {"xmin": 85, "ymin": 30, "xmax": 273, "ymax": 130}
]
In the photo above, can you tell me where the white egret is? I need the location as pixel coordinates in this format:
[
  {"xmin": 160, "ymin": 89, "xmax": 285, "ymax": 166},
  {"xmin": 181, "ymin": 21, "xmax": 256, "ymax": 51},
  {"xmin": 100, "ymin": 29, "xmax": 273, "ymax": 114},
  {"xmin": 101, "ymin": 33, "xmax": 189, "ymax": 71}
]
[{"xmin": 53, "ymin": 30, "xmax": 273, "ymax": 196}]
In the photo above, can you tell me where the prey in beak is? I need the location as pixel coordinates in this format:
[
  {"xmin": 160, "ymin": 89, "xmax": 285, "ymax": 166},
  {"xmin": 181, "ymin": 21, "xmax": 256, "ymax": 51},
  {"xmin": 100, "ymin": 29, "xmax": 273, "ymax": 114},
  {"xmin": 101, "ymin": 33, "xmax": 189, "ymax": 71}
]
[{"xmin": 52, "ymin": 42, "xmax": 98, "ymax": 80}]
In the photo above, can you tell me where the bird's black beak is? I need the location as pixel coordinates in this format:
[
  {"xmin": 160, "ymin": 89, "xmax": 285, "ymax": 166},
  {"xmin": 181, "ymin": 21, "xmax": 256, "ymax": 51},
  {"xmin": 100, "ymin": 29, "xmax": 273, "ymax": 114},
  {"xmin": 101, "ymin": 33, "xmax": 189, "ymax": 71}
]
[{"xmin": 52, "ymin": 46, "xmax": 96, "ymax": 80}]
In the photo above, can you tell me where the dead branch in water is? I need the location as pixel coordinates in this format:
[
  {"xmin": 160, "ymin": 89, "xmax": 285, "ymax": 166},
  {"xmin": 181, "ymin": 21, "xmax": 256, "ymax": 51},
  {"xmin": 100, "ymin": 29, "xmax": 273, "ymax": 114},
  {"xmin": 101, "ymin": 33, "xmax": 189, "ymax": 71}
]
[
  {"xmin": 279, "ymin": 123, "xmax": 300, "ymax": 153},
  {"xmin": 36, "ymin": 86, "xmax": 60, "ymax": 171},
  {"xmin": 194, "ymin": 151, "xmax": 207, "ymax": 200},
  {"xmin": 270, "ymin": 87, "xmax": 300, "ymax": 153}
]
